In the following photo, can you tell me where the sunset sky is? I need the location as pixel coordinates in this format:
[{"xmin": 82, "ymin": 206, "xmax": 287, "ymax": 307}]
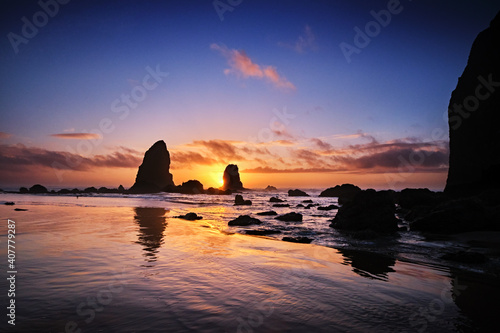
[{"xmin": 1, "ymin": 0, "xmax": 499, "ymax": 190}]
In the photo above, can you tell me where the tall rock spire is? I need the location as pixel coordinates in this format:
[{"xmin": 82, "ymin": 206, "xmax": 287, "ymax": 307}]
[
  {"xmin": 129, "ymin": 140, "xmax": 174, "ymax": 193},
  {"xmin": 445, "ymin": 11, "xmax": 500, "ymax": 195}
]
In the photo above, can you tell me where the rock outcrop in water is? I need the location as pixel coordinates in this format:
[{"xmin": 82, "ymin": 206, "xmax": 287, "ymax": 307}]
[
  {"xmin": 29, "ymin": 184, "xmax": 48, "ymax": 193},
  {"xmin": 228, "ymin": 215, "xmax": 262, "ymax": 226},
  {"xmin": 129, "ymin": 140, "xmax": 174, "ymax": 193},
  {"xmin": 234, "ymin": 194, "xmax": 252, "ymax": 206},
  {"xmin": 165, "ymin": 180, "xmax": 204, "ymax": 194},
  {"xmin": 221, "ymin": 164, "xmax": 244, "ymax": 191},
  {"xmin": 330, "ymin": 189, "xmax": 398, "ymax": 232},
  {"xmin": 445, "ymin": 12, "xmax": 500, "ymax": 195},
  {"xmin": 319, "ymin": 184, "xmax": 361, "ymax": 198},
  {"xmin": 288, "ymin": 189, "xmax": 309, "ymax": 197}
]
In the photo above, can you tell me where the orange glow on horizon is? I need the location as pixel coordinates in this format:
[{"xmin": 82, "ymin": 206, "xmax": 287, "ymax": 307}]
[{"xmin": 1, "ymin": 162, "xmax": 446, "ymax": 192}]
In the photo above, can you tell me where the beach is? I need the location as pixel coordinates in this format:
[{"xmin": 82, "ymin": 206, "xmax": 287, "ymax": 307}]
[{"xmin": 1, "ymin": 193, "xmax": 499, "ymax": 332}]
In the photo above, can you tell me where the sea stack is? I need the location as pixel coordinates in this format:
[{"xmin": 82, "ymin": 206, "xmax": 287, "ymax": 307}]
[
  {"xmin": 221, "ymin": 164, "xmax": 244, "ymax": 191},
  {"xmin": 445, "ymin": 12, "xmax": 500, "ymax": 195},
  {"xmin": 129, "ymin": 140, "xmax": 174, "ymax": 193}
]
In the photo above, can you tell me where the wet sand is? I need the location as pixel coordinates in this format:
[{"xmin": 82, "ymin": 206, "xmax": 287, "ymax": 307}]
[{"xmin": 0, "ymin": 198, "xmax": 498, "ymax": 332}]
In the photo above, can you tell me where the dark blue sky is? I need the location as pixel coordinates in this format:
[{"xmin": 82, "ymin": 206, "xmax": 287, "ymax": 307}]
[{"xmin": 1, "ymin": 0, "xmax": 499, "ymax": 189}]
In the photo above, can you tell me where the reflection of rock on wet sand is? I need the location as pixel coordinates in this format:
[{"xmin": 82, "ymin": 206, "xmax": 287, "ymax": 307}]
[
  {"xmin": 338, "ymin": 249, "xmax": 396, "ymax": 281},
  {"xmin": 134, "ymin": 207, "xmax": 168, "ymax": 262},
  {"xmin": 451, "ymin": 269, "xmax": 500, "ymax": 332}
]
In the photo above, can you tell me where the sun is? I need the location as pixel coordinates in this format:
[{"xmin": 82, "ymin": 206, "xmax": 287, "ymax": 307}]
[{"xmin": 219, "ymin": 178, "xmax": 224, "ymax": 187}]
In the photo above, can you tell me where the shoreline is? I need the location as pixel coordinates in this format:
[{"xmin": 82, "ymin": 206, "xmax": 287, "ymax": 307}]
[{"xmin": 1, "ymin": 195, "xmax": 499, "ymax": 332}]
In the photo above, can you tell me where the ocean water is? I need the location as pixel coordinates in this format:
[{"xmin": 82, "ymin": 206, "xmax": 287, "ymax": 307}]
[{"xmin": 0, "ymin": 191, "xmax": 499, "ymax": 332}]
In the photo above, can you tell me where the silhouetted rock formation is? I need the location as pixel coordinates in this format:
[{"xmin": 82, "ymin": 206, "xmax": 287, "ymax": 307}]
[
  {"xmin": 129, "ymin": 140, "xmax": 174, "ymax": 193},
  {"xmin": 319, "ymin": 184, "xmax": 363, "ymax": 205},
  {"xmin": 19, "ymin": 187, "xmax": 28, "ymax": 193},
  {"xmin": 234, "ymin": 194, "xmax": 252, "ymax": 206},
  {"xmin": 317, "ymin": 204, "xmax": 339, "ymax": 211},
  {"xmin": 175, "ymin": 212, "xmax": 203, "ymax": 220},
  {"xmin": 256, "ymin": 210, "xmax": 278, "ymax": 216},
  {"xmin": 445, "ymin": 12, "xmax": 500, "ymax": 195},
  {"xmin": 228, "ymin": 215, "xmax": 262, "ymax": 226},
  {"xmin": 319, "ymin": 184, "xmax": 361, "ymax": 198},
  {"xmin": 330, "ymin": 189, "xmax": 398, "ymax": 232},
  {"xmin": 269, "ymin": 197, "xmax": 284, "ymax": 203},
  {"xmin": 275, "ymin": 212, "xmax": 303, "ymax": 222},
  {"xmin": 221, "ymin": 164, "xmax": 243, "ymax": 191},
  {"xmin": 410, "ymin": 197, "xmax": 498, "ymax": 233},
  {"xmin": 264, "ymin": 185, "xmax": 278, "ymax": 191},
  {"xmin": 282, "ymin": 236, "xmax": 312, "ymax": 243},
  {"xmin": 288, "ymin": 189, "xmax": 309, "ymax": 197},
  {"xmin": 398, "ymin": 188, "xmax": 442, "ymax": 209},
  {"xmin": 29, "ymin": 184, "xmax": 48, "ymax": 193},
  {"xmin": 206, "ymin": 187, "xmax": 232, "ymax": 195},
  {"xmin": 165, "ymin": 180, "xmax": 204, "ymax": 194}
]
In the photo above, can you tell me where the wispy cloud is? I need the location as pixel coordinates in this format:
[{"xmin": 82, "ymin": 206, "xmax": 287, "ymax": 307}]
[
  {"xmin": 0, "ymin": 144, "xmax": 141, "ymax": 172},
  {"xmin": 190, "ymin": 139, "xmax": 245, "ymax": 160},
  {"xmin": 169, "ymin": 151, "xmax": 218, "ymax": 169},
  {"xmin": 50, "ymin": 133, "xmax": 101, "ymax": 140},
  {"xmin": 210, "ymin": 43, "xmax": 296, "ymax": 91},
  {"xmin": 243, "ymin": 166, "xmax": 343, "ymax": 173},
  {"xmin": 310, "ymin": 138, "xmax": 333, "ymax": 151},
  {"xmin": 0, "ymin": 132, "xmax": 12, "ymax": 139},
  {"xmin": 278, "ymin": 25, "xmax": 317, "ymax": 53}
]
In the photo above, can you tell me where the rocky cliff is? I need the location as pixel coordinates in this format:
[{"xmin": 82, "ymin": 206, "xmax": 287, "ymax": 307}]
[{"xmin": 445, "ymin": 12, "xmax": 500, "ymax": 194}]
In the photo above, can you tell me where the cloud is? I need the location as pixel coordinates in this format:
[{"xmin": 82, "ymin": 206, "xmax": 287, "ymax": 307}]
[
  {"xmin": 243, "ymin": 166, "xmax": 343, "ymax": 173},
  {"xmin": 0, "ymin": 144, "xmax": 141, "ymax": 173},
  {"xmin": 50, "ymin": 133, "xmax": 101, "ymax": 140},
  {"xmin": 0, "ymin": 132, "xmax": 12, "ymax": 139},
  {"xmin": 310, "ymin": 138, "xmax": 333, "ymax": 151},
  {"xmin": 210, "ymin": 43, "xmax": 296, "ymax": 91},
  {"xmin": 278, "ymin": 25, "xmax": 317, "ymax": 53},
  {"xmin": 272, "ymin": 140, "xmax": 295, "ymax": 146},
  {"xmin": 169, "ymin": 151, "xmax": 218, "ymax": 169},
  {"xmin": 346, "ymin": 148, "xmax": 449, "ymax": 170},
  {"xmin": 244, "ymin": 135, "xmax": 449, "ymax": 175},
  {"xmin": 191, "ymin": 139, "xmax": 244, "ymax": 161},
  {"xmin": 271, "ymin": 127, "xmax": 295, "ymax": 140}
]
